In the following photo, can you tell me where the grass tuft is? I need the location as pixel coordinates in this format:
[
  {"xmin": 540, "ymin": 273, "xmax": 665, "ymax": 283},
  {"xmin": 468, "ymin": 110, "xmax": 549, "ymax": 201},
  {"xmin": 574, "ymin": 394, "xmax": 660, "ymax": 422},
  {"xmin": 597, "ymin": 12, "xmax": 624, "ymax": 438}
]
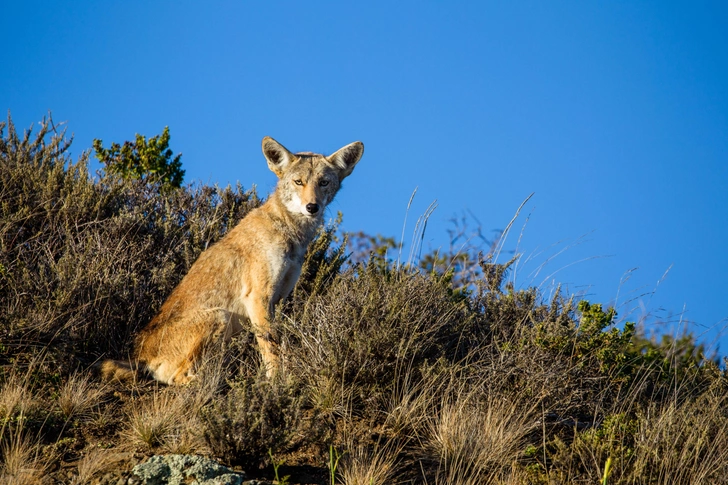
[
  {"xmin": 0, "ymin": 429, "xmax": 50, "ymax": 485},
  {"xmin": 57, "ymin": 372, "xmax": 106, "ymax": 420}
]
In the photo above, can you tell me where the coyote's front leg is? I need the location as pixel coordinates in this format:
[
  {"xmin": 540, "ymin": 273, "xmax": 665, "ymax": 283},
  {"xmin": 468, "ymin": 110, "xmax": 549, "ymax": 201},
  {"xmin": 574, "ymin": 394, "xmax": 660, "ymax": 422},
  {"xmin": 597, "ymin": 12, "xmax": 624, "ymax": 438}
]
[{"xmin": 246, "ymin": 291, "xmax": 280, "ymax": 376}]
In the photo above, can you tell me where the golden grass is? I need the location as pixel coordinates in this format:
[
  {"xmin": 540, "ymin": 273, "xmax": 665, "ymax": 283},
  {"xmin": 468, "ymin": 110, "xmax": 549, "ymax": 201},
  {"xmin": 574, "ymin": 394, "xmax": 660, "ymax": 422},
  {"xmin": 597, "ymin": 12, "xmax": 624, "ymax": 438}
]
[
  {"xmin": 340, "ymin": 441, "xmax": 401, "ymax": 485},
  {"xmin": 0, "ymin": 374, "xmax": 32, "ymax": 423},
  {"xmin": 0, "ymin": 429, "xmax": 49, "ymax": 485},
  {"xmin": 630, "ymin": 392, "xmax": 728, "ymax": 484},
  {"xmin": 124, "ymin": 390, "xmax": 180, "ymax": 450},
  {"xmin": 122, "ymin": 384, "xmax": 208, "ymax": 454},
  {"xmin": 425, "ymin": 390, "xmax": 538, "ymax": 485},
  {"xmin": 57, "ymin": 371, "xmax": 106, "ymax": 420},
  {"xmin": 70, "ymin": 448, "xmax": 119, "ymax": 485}
]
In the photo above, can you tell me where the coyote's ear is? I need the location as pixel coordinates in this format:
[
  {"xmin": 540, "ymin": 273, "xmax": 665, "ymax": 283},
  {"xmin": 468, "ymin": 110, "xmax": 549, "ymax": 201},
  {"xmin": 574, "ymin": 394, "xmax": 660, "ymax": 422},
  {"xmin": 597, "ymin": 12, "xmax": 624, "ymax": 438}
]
[
  {"xmin": 262, "ymin": 136, "xmax": 294, "ymax": 177},
  {"xmin": 328, "ymin": 141, "xmax": 364, "ymax": 179}
]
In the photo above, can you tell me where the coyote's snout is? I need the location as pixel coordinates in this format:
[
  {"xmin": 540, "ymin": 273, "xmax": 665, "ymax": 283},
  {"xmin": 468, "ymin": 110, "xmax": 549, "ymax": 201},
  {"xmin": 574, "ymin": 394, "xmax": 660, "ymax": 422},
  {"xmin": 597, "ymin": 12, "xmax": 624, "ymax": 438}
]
[{"xmin": 101, "ymin": 137, "xmax": 364, "ymax": 384}]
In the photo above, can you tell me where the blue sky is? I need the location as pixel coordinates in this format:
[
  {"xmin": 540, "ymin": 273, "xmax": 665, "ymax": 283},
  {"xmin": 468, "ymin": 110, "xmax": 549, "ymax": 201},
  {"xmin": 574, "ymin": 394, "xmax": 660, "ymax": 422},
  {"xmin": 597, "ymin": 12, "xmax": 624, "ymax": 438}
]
[{"xmin": 2, "ymin": 2, "xmax": 727, "ymax": 356}]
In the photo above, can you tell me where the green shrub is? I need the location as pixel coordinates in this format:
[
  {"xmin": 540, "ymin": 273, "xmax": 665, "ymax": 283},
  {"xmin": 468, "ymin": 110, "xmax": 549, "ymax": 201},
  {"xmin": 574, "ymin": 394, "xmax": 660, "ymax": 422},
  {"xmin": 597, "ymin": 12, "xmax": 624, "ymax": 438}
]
[{"xmin": 93, "ymin": 126, "xmax": 185, "ymax": 191}]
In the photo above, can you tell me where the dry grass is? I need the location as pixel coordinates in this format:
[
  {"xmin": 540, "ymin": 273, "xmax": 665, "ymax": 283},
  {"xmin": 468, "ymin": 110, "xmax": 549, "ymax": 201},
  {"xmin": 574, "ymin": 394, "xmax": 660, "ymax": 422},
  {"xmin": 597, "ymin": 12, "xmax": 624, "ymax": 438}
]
[
  {"xmin": 70, "ymin": 448, "xmax": 120, "ymax": 485},
  {"xmin": 57, "ymin": 371, "xmax": 106, "ymax": 420},
  {"xmin": 124, "ymin": 388, "xmax": 178, "ymax": 450},
  {"xmin": 630, "ymin": 391, "xmax": 728, "ymax": 484},
  {"xmin": 383, "ymin": 367, "xmax": 439, "ymax": 438},
  {"xmin": 0, "ymin": 375, "xmax": 31, "ymax": 424},
  {"xmin": 0, "ymin": 365, "xmax": 50, "ymax": 485},
  {"xmin": 423, "ymin": 388, "xmax": 538, "ymax": 485},
  {"xmin": 339, "ymin": 441, "xmax": 401, "ymax": 485},
  {"xmin": 0, "ymin": 429, "xmax": 50, "ymax": 485},
  {"xmin": 123, "ymin": 386, "xmax": 207, "ymax": 454}
]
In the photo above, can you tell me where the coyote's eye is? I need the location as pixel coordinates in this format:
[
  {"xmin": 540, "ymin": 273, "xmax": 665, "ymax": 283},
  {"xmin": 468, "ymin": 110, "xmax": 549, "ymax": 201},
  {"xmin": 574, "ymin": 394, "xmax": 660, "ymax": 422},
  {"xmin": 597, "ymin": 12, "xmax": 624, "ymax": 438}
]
[
  {"xmin": 319, "ymin": 180, "xmax": 329, "ymax": 187},
  {"xmin": 294, "ymin": 180, "xmax": 303, "ymax": 186}
]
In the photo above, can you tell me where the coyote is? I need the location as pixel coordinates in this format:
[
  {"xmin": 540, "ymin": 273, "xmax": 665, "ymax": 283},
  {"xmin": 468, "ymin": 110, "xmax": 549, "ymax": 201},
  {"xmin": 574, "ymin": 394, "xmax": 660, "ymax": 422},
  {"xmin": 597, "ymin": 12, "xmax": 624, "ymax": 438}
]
[{"xmin": 102, "ymin": 136, "xmax": 364, "ymax": 384}]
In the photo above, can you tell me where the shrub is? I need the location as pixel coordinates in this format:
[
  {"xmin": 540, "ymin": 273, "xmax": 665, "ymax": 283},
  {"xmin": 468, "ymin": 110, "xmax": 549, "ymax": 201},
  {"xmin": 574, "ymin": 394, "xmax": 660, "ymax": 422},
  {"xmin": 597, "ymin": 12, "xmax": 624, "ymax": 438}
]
[
  {"xmin": 200, "ymin": 376, "xmax": 308, "ymax": 470},
  {"xmin": 281, "ymin": 263, "xmax": 475, "ymax": 425},
  {"xmin": 0, "ymin": 114, "xmax": 259, "ymax": 372},
  {"xmin": 93, "ymin": 126, "xmax": 184, "ymax": 191}
]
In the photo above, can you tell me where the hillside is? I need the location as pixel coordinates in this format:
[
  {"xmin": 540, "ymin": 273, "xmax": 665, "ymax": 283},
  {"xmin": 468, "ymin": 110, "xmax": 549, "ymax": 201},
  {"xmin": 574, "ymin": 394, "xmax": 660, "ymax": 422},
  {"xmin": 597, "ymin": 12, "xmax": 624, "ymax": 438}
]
[{"xmin": 1, "ymin": 115, "xmax": 727, "ymax": 485}]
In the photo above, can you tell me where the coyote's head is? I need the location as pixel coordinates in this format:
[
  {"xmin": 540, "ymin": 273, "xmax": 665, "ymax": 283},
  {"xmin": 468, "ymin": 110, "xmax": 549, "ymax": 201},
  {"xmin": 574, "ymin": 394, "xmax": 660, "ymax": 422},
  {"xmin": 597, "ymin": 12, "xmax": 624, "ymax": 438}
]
[{"xmin": 262, "ymin": 137, "xmax": 364, "ymax": 218}]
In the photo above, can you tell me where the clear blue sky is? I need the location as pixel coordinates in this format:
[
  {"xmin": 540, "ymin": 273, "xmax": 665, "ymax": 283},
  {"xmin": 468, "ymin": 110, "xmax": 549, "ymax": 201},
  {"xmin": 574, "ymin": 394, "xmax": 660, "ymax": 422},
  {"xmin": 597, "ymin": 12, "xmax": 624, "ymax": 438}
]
[{"xmin": 2, "ymin": 2, "xmax": 727, "ymax": 357}]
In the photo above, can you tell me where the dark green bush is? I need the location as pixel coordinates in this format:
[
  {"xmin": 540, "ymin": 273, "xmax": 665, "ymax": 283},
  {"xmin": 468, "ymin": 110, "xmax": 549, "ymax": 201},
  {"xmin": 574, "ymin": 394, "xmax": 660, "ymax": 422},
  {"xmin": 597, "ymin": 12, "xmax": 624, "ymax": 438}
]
[{"xmin": 93, "ymin": 126, "xmax": 185, "ymax": 191}]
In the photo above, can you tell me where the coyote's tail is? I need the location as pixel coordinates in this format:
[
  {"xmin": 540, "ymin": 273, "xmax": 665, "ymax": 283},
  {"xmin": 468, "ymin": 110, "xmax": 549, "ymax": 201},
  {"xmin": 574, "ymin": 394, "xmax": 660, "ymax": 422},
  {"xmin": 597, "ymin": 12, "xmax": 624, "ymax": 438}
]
[{"xmin": 99, "ymin": 359, "xmax": 140, "ymax": 383}]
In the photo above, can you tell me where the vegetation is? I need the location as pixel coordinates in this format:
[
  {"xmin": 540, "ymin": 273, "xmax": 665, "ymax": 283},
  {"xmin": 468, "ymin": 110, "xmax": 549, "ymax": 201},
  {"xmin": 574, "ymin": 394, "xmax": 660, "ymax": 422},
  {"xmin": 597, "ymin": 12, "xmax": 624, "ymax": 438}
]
[
  {"xmin": 1, "ymin": 114, "xmax": 726, "ymax": 484},
  {"xmin": 93, "ymin": 126, "xmax": 185, "ymax": 191}
]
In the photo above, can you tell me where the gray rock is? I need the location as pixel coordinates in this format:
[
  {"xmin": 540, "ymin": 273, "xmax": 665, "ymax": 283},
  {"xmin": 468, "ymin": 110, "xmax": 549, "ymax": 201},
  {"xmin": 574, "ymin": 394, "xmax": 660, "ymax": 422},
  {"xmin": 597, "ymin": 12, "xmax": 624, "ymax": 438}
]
[{"xmin": 131, "ymin": 455, "xmax": 245, "ymax": 485}]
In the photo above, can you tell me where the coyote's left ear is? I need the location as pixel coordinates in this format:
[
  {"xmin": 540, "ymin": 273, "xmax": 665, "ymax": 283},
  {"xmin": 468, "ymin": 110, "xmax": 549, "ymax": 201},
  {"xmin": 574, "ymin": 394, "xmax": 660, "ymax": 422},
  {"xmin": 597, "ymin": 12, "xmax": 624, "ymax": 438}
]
[
  {"xmin": 328, "ymin": 141, "xmax": 364, "ymax": 179},
  {"xmin": 262, "ymin": 136, "xmax": 295, "ymax": 177}
]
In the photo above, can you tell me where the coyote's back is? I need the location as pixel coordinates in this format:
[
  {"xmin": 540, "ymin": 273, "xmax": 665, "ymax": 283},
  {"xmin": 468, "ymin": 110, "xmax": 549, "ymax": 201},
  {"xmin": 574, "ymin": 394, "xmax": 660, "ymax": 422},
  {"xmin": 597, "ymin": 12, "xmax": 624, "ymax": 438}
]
[{"xmin": 101, "ymin": 136, "xmax": 364, "ymax": 384}]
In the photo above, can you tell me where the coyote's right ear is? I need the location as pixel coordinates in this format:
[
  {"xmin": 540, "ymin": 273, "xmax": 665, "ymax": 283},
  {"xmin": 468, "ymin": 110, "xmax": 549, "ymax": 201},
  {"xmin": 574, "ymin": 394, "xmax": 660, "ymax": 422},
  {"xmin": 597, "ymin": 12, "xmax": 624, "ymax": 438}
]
[{"xmin": 262, "ymin": 137, "xmax": 294, "ymax": 177}]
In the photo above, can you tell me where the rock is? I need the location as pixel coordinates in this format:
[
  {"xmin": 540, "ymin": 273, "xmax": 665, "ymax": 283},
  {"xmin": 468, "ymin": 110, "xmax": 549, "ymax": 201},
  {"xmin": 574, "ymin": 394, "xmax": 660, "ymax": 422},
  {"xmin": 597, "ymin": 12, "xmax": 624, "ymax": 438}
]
[{"xmin": 131, "ymin": 454, "xmax": 245, "ymax": 485}]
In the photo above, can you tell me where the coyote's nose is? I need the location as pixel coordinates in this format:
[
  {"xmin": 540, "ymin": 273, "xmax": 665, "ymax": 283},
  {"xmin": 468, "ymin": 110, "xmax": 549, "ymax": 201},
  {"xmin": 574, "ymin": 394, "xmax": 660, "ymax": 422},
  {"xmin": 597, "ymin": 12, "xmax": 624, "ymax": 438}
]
[{"xmin": 306, "ymin": 203, "xmax": 319, "ymax": 214}]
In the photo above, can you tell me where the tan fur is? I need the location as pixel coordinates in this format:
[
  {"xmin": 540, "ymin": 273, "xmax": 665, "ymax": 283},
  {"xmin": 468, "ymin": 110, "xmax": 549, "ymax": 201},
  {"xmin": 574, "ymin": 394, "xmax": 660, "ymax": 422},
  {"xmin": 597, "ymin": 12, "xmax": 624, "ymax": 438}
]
[
  {"xmin": 102, "ymin": 137, "xmax": 363, "ymax": 385},
  {"xmin": 100, "ymin": 360, "xmax": 137, "ymax": 383}
]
